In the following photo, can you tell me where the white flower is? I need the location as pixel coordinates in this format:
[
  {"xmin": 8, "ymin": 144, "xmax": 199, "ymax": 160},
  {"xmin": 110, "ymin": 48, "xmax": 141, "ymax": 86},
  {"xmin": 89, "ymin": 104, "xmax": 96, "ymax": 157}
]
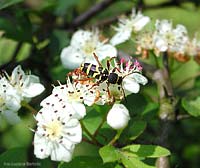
[
  {"xmin": 34, "ymin": 100, "xmax": 82, "ymax": 162},
  {"xmin": 113, "ymin": 59, "xmax": 148, "ymax": 95},
  {"xmin": 94, "ymin": 59, "xmax": 148, "ymax": 104},
  {"xmin": 184, "ymin": 37, "xmax": 200, "ymax": 56},
  {"xmin": 110, "ymin": 8, "xmax": 150, "ymax": 46},
  {"xmin": 0, "ymin": 77, "xmax": 21, "ymax": 124},
  {"xmin": 153, "ymin": 20, "xmax": 188, "ymax": 54},
  {"xmin": 61, "ymin": 29, "xmax": 117, "ymax": 69},
  {"xmin": 123, "ymin": 73, "xmax": 148, "ymax": 94},
  {"xmin": 9, "ymin": 65, "xmax": 45, "ymax": 99},
  {"xmin": 41, "ymin": 79, "xmax": 101, "ymax": 119},
  {"xmin": 136, "ymin": 31, "xmax": 154, "ymax": 50},
  {"xmin": 107, "ymin": 103, "xmax": 130, "ymax": 129}
]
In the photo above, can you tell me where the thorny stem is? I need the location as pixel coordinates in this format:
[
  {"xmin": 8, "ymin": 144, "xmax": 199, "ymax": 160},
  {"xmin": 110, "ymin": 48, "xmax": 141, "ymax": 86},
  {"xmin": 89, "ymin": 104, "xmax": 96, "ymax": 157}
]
[
  {"xmin": 21, "ymin": 101, "xmax": 38, "ymax": 115},
  {"xmin": 108, "ymin": 129, "xmax": 123, "ymax": 145},
  {"xmin": 80, "ymin": 120, "xmax": 102, "ymax": 146}
]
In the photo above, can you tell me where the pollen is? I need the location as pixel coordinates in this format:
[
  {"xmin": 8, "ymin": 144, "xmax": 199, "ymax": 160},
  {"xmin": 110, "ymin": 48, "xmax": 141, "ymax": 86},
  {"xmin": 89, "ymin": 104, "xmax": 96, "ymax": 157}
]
[
  {"xmin": 82, "ymin": 41, "xmax": 96, "ymax": 55},
  {"xmin": 44, "ymin": 120, "xmax": 63, "ymax": 141},
  {"xmin": 67, "ymin": 89, "xmax": 83, "ymax": 102}
]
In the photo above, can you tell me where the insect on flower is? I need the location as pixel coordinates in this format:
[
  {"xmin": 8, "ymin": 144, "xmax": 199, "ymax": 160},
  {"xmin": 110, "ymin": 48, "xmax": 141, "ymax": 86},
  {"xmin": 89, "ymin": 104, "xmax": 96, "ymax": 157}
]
[
  {"xmin": 68, "ymin": 53, "xmax": 142, "ymax": 103},
  {"xmin": 68, "ymin": 54, "xmax": 124, "ymax": 88}
]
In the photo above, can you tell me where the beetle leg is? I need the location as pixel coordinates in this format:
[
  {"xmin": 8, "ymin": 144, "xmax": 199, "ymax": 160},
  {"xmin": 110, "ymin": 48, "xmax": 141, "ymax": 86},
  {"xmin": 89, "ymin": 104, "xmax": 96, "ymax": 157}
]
[{"xmin": 93, "ymin": 53, "xmax": 102, "ymax": 67}]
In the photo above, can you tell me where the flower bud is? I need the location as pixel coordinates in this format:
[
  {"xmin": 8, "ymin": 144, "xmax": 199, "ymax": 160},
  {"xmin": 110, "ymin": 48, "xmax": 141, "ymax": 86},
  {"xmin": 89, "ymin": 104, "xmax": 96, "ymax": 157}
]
[{"xmin": 107, "ymin": 104, "xmax": 130, "ymax": 130}]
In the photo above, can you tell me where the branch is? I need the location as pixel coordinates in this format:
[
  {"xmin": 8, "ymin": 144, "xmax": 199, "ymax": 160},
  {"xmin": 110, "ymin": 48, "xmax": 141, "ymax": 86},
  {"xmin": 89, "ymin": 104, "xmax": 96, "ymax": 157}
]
[
  {"xmin": 143, "ymin": 0, "xmax": 183, "ymax": 10},
  {"xmin": 86, "ymin": 0, "xmax": 192, "ymax": 28},
  {"xmin": 154, "ymin": 52, "xmax": 177, "ymax": 168},
  {"xmin": 70, "ymin": 0, "xmax": 117, "ymax": 28}
]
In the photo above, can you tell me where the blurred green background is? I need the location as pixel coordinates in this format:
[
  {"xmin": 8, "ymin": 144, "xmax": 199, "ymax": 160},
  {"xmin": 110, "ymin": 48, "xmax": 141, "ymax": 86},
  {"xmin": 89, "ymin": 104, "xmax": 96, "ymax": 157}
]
[{"xmin": 0, "ymin": 0, "xmax": 200, "ymax": 168}]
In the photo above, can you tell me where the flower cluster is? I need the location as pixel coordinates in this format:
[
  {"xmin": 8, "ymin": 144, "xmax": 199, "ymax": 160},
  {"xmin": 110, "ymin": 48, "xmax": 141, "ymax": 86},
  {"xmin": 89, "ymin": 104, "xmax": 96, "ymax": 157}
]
[
  {"xmin": 110, "ymin": 8, "xmax": 150, "ymax": 46},
  {"xmin": 61, "ymin": 29, "xmax": 117, "ymax": 69},
  {"xmin": 33, "ymin": 79, "xmax": 97, "ymax": 162},
  {"xmin": 135, "ymin": 19, "xmax": 200, "ymax": 62},
  {"xmin": 0, "ymin": 66, "xmax": 45, "ymax": 125},
  {"xmin": 33, "ymin": 54, "xmax": 147, "ymax": 162}
]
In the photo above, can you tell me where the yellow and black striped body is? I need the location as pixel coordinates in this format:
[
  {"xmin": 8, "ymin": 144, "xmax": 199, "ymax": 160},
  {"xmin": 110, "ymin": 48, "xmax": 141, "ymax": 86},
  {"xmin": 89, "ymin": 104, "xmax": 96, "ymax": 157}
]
[
  {"xmin": 80, "ymin": 63, "xmax": 109, "ymax": 82},
  {"xmin": 80, "ymin": 63, "xmax": 123, "ymax": 85}
]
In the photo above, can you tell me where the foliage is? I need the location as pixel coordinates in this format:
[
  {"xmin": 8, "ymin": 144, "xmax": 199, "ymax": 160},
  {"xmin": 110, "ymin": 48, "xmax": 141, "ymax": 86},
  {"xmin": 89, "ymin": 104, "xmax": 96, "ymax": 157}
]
[{"xmin": 1, "ymin": 0, "xmax": 200, "ymax": 168}]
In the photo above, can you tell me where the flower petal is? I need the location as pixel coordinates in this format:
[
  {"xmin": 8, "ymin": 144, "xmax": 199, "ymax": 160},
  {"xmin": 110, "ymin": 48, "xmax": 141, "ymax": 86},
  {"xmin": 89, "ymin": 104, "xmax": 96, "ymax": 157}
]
[
  {"xmin": 63, "ymin": 120, "xmax": 82, "ymax": 143},
  {"xmin": 123, "ymin": 78, "xmax": 140, "ymax": 93},
  {"xmin": 23, "ymin": 83, "xmax": 45, "ymax": 98},
  {"xmin": 131, "ymin": 73, "xmax": 148, "ymax": 85},
  {"xmin": 71, "ymin": 30, "xmax": 92, "ymax": 47},
  {"xmin": 133, "ymin": 14, "xmax": 150, "ymax": 31},
  {"xmin": 110, "ymin": 28, "xmax": 132, "ymax": 46},
  {"xmin": 50, "ymin": 143, "xmax": 74, "ymax": 162},
  {"xmin": 107, "ymin": 104, "xmax": 130, "ymax": 130},
  {"xmin": 95, "ymin": 44, "xmax": 117, "ymax": 59},
  {"xmin": 61, "ymin": 46, "xmax": 84, "ymax": 69},
  {"xmin": 71, "ymin": 102, "xmax": 86, "ymax": 119},
  {"xmin": 34, "ymin": 133, "xmax": 52, "ymax": 159},
  {"xmin": 10, "ymin": 65, "xmax": 26, "ymax": 85}
]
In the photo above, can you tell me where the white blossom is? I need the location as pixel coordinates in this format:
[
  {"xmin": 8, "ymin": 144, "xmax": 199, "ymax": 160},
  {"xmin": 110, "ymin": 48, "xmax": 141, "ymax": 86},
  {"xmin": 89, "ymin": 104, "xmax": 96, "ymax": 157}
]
[
  {"xmin": 0, "ymin": 77, "xmax": 21, "ymax": 124},
  {"xmin": 153, "ymin": 19, "xmax": 188, "ymax": 54},
  {"xmin": 114, "ymin": 59, "xmax": 147, "ymax": 95},
  {"xmin": 107, "ymin": 103, "xmax": 130, "ymax": 129},
  {"xmin": 136, "ymin": 31, "xmax": 155, "ymax": 51},
  {"xmin": 34, "ymin": 98, "xmax": 82, "ymax": 162},
  {"xmin": 41, "ymin": 79, "xmax": 100, "ymax": 119},
  {"xmin": 110, "ymin": 9, "xmax": 150, "ymax": 46},
  {"xmin": 9, "ymin": 65, "xmax": 45, "ymax": 99},
  {"xmin": 61, "ymin": 29, "xmax": 117, "ymax": 69},
  {"xmin": 92, "ymin": 59, "xmax": 147, "ymax": 104},
  {"xmin": 184, "ymin": 37, "xmax": 200, "ymax": 56}
]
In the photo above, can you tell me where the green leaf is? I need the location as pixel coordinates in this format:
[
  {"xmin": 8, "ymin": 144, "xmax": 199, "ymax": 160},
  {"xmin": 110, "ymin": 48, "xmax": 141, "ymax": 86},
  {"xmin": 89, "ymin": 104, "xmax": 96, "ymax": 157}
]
[
  {"xmin": 115, "ymin": 164, "xmax": 124, "ymax": 168},
  {"xmin": 182, "ymin": 97, "xmax": 200, "ymax": 117},
  {"xmin": 54, "ymin": 0, "xmax": 80, "ymax": 16},
  {"xmin": 60, "ymin": 156, "xmax": 114, "ymax": 168},
  {"xmin": 123, "ymin": 145, "xmax": 170, "ymax": 158},
  {"xmin": 0, "ymin": 38, "xmax": 17, "ymax": 65},
  {"xmin": 126, "ymin": 94, "xmax": 147, "ymax": 116},
  {"xmin": 129, "ymin": 120, "xmax": 147, "ymax": 140},
  {"xmin": 74, "ymin": 142, "xmax": 99, "ymax": 157},
  {"xmin": 0, "ymin": 0, "xmax": 24, "ymax": 10},
  {"xmin": 0, "ymin": 11, "xmax": 32, "ymax": 42},
  {"xmin": 121, "ymin": 156, "xmax": 155, "ymax": 168},
  {"xmin": 171, "ymin": 59, "xmax": 199, "ymax": 90},
  {"xmin": 49, "ymin": 29, "xmax": 70, "ymax": 56},
  {"xmin": 99, "ymin": 145, "xmax": 120, "ymax": 163},
  {"xmin": 0, "ymin": 148, "xmax": 27, "ymax": 168}
]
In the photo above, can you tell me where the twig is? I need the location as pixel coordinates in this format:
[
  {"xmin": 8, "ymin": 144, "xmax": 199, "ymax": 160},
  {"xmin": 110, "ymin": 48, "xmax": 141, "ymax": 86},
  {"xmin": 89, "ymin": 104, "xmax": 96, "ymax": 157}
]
[
  {"xmin": 93, "ymin": 113, "xmax": 107, "ymax": 137},
  {"xmin": 176, "ymin": 114, "xmax": 191, "ymax": 120},
  {"xmin": 71, "ymin": 0, "xmax": 117, "ymax": 28},
  {"xmin": 84, "ymin": 0, "xmax": 188, "ymax": 28},
  {"xmin": 21, "ymin": 101, "xmax": 38, "ymax": 115},
  {"xmin": 155, "ymin": 52, "xmax": 177, "ymax": 168},
  {"xmin": 80, "ymin": 120, "xmax": 102, "ymax": 146}
]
